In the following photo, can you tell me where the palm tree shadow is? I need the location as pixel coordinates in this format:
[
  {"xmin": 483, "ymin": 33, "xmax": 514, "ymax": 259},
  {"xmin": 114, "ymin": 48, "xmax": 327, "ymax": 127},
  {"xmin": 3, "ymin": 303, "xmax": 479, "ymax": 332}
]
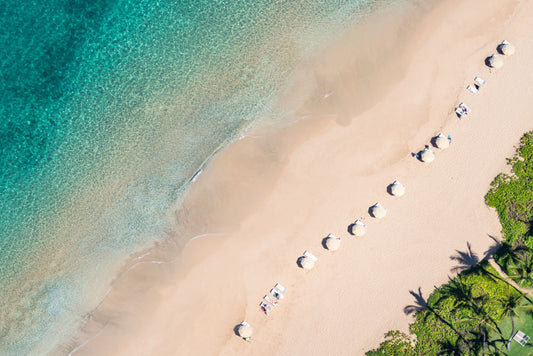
[
  {"xmin": 483, "ymin": 234, "xmax": 502, "ymax": 261},
  {"xmin": 403, "ymin": 287, "xmax": 428, "ymax": 315},
  {"xmin": 450, "ymin": 242, "xmax": 480, "ymax": 273}
]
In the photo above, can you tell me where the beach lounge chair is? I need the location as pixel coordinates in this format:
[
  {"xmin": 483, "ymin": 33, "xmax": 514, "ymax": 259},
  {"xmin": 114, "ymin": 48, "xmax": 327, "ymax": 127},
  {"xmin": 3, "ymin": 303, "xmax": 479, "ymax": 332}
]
[
  {"xmin": 304, "ymin": 251, "xmax": 318, "ymax": 262},
  {"xmin": 467, "ymin": 85, "xmax": 479, "ymax": 94},
  {"xmin": 264, "ymin": 295, "xmax": 277, "ymax": 306},
  {"xmin": 474, "ymin": 76, "xmax": 486, "ymax": 86},
  {"xmin": 270, "ymin": 288, "xmax": 284, "ymax": 300},
  {"xmin": 513, "ymin": 330, "xmax": 530, "ymax": 346},
  {"xmin": 260, "ymin": 301, "xmax": 271, "ymax": 314},
  {"xmin": 455, "ymin": 102, "xmax": 471, "ymax": 118},
  {"xmin": 460, "ymin": 103, "xmax": 471, "ymax": 113},
  {"xmin": 275, "ymin": 283, "xmax": 287, "ymax": 293}
]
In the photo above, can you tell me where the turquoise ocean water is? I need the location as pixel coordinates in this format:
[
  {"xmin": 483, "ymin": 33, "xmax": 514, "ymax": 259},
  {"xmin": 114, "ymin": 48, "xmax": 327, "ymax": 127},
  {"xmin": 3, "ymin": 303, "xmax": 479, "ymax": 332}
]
[{"xmin": 0, "ymin": 0, "xmax": 402, "ymax": 353}]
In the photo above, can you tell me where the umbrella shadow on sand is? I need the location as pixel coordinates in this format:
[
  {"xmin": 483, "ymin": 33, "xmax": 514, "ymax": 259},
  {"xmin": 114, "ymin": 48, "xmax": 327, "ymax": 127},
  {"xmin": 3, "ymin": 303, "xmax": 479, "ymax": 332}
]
[
  {"xmin": 482, "ymin": 235, "xmax": 502, "ymax": 260},
  {"xmin": 321, "ymin": 237, "xmax": 329, "ymax": 250},
  {"xmin": 233, "ymin": 324, "xmax": 241, "ymax": 337}
]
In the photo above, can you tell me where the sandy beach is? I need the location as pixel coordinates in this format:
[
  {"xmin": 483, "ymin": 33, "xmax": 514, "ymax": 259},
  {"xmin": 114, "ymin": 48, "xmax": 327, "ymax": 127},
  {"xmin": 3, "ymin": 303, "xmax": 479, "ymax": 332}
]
[{"xmin": 67, "ymin": 0, "xmax": 533, "ymax": 355}]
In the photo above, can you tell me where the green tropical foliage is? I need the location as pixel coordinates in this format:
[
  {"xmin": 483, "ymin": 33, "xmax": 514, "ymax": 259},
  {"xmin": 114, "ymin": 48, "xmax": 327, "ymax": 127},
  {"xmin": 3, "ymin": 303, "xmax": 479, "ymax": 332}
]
[
  {"xmin": 365, "ymin": 330, "xmax": 415, "ymax": 356},
  {"xmin": 367, "ymin": 263, "xmax": 512, "ymax": 355},
  {"xmin": 368, "ymin": 132, "xmax": 533, "ymax": 355},
  {"xmin": 496, "ymin": 288, "xmax": 532, "ymax": 350},
  {"xmin": 485, "ymin": 132, "xmax": 533, "ymax": 247}
]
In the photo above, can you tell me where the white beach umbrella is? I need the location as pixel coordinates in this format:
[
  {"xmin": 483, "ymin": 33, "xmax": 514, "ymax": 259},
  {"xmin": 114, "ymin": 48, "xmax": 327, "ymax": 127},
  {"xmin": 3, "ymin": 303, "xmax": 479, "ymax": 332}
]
[
  {"xmin": 390, "ymin": 180, "xmax": 406, "ymax": 197},
  {"xmin": 299, "ymin": 256, "xmax": 315, "ymax": 270},
  {"xmin": 435, "ymin": 134, "xmax": 450, "ymax": 149},
  {"xmin": 487, "ymin": 54, "xmax": 504, "ymax": 69},
  {"xmin": 420, "ymin": 148, "xmax": 435, "ymax": 163},
  {"xmin": 352, "ymin": 220, "xmax": 367, "ymax": 237},
  {"xmin": 370, "ymin": 203, "xmax": 386, "ymax": 219},
  {"xmin": 238, "ymin": 323, "xmax": 253, "ymax": 338},
  {"xmin": 325, "ymin": 236, "xmax": 341, "ymax": 251},
  {"xmin": 500, "ymin": 42, "xmax": 516, "ymax": 56}
]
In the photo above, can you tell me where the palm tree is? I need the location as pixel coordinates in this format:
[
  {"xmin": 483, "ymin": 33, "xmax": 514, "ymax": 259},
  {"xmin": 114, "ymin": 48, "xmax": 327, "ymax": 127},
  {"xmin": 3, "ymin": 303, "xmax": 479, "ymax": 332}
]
[
  {"xmin": 433, "ymin": 276, "xmax": 484, "ymax": 346},
  {"xmin": 436, "ymin": 275, "xmax": 479, "ymax": 310},
  {"xmin": 470, "ymin": 328, "xmax": 509, "ymax": 356},
  {"xmin": 496, "ymin": 242, "xmax": 528, "ymax": 269},
  {"xmin": 509, "ymin": 252, "xmax": 533, "ymax": 287},
  {"xmin": 437, "ymin": 339, "xmax": 463, "ymax": 355},
  {"xmin": 496, "ymin": 287, "xmax": 533, "ymax": 350},
  {"xmin": 459, "ymin": 295, "xmax": 503, "ymax": 355}
]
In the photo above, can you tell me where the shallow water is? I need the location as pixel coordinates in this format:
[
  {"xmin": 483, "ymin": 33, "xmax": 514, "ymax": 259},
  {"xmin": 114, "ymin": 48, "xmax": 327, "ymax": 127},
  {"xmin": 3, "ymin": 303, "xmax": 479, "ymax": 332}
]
[{"xmin": 0, "ymin": 0, "xmax": 404, "ymax": 353}]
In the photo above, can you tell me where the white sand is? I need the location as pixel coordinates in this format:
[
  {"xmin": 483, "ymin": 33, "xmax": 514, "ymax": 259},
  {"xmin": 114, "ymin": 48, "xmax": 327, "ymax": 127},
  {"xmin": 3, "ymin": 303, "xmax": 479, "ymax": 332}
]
[{"xmin": 67, "ymin": 0, "xmax": 533, "ymax": 355}]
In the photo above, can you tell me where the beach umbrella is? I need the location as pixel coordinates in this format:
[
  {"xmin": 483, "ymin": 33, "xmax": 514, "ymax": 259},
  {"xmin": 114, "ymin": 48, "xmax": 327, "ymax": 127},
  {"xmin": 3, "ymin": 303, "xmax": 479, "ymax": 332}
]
[
  {"xmin": 352, "ymin": 220, "xmax": 367, "ymax": 237},
  {"xmin": 238, "ymin": 323, "xmax": 253, "ymax": 338},
  {"xmin": 325, "ymin": 236, "xmax": 341, "ymax": 251},
  {"xmin": 435, "ymin": 134, "xmax": 450, "ymax": 149},
  {"xmin": 487, "ymin": 54, "xmax": 504, "ymax": 69},
  {"xmin": 420, "ymin": 149, "xmax": 435, "ymax": 163},
  {"xmin": 370, "ymin": 203, "xmax": 386, "ymax": 219},
  {"xmin": 500, "ymin": 42, "xmax": 515, "ymax": 56},
  {"xmin": 299, "ymin": 256, "xmax": 315, "ymax": 270},
  {"xmin": 390, "ymin": 180, "xmax": 405, "ymax": 197}
]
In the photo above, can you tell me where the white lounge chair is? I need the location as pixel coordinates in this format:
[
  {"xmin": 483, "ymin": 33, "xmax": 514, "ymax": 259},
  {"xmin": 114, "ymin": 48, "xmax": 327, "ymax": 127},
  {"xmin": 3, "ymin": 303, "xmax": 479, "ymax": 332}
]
[
  {"xmin": 460, "ymin": 102, "xmax": 471, "ymax": 113},
  {"xmin": 270, "ymin": 288, "xmax": 284, "ymax": 300},
  {"xmin": 455, "ymin": 102, "xmax": 471, "ymax": 118},
  {"xmin": 264, "ymin": 295, "xmax": 277, "ymax": 306},
  {"xmin": 467, "ymin": 85, "xmax": 479, "ymax": 94},
  {"xmin": 513, "ymin": 330, "xmax": 530, "ymax": 346},
  {"xmin": 260, "ymin": 301, "xmax": 271, "ymax": 314},
  {"xmin": 275, "ymin": 283, "xmax": 287, "ymax": 293},
  {"xmin": 474, "ymin": 76, "xmax": 486, "ymax": 86},
  {"xmin": 304, "ymin": 251, "xmax": 318, "ymax": 262}
]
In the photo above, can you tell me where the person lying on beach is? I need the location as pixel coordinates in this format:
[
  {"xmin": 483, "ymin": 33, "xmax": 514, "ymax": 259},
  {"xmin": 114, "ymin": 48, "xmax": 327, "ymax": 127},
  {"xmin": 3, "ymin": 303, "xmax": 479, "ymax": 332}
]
[
  {"xmin": 459, "ymin": 103, "xmax": 470, "ymax": 114},
  {"xmin": 260, "ymin": 302, "xmax": 271, "ymax": 315},
  {"xmin": 261, "ymin": 306, "xmax": 269, "ymax": 315},
  {"xmin": 272, "ymin": 290, "xmax": 283, "ymax": 300}
]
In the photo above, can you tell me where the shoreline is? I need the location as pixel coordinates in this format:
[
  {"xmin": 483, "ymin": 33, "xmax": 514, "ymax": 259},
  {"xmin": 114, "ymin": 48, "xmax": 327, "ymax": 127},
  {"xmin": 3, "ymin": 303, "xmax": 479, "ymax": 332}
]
[{"xmin": 64, "ymin": 0, "xmax": 533, "ymax": 355}]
